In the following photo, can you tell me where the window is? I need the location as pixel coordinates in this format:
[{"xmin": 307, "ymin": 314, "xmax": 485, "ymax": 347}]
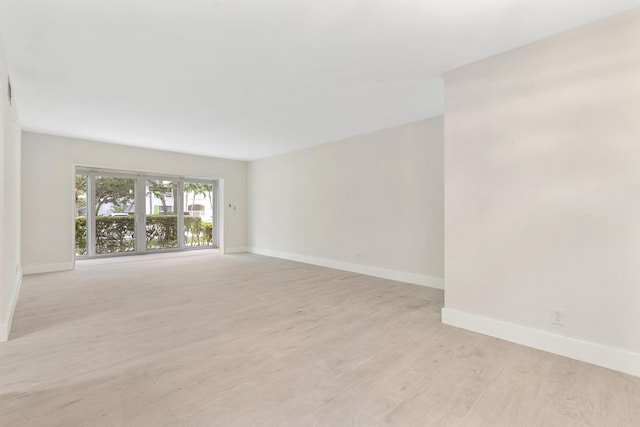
[
  {"xmin": 95, "ymin": 175, "xmax": 136, "ymax": 254},
  {"xmin": 75, "ymin": 168, "xmax": 218, "ymax": 258},
  {"xmin": 184, "ymin": 182, "xmax": 215, "ymax": 247}
]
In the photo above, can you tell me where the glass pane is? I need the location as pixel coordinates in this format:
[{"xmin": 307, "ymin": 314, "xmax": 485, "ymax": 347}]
[
  {"xmin": 146, "ymin": 179, "xmax": 178, "ymax": 249},
  {"xmin": 183, "ymin": 182, "xmax": 214, "ymax": 247},
  {"xmin": 75, "ymin": 174, "xmax": 88, "ymax": 256},
  {"xmin": 95, "ymin": 175, "xmax": 136, "ymax": 254}
]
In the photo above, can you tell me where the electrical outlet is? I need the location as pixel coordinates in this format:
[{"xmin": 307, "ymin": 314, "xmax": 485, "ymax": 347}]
[{"xmin": 551, "ymin": 307, "xmax": 566, "ymax": 326}]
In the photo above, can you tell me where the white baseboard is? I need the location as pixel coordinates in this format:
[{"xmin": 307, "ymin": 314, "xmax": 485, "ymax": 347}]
[
  {"xmin": 0, "ymin": 323, "xmax": 8, "ymax": 343},
  {"xmin": 0, "ymin": 268, "xmax": 23, "ymax": 342},
  {"xmin": 442, "ymin": 307, "xmax": 640, "ymax": 378},
  {"xmin": 22, "ymin": 262, "xmax": 74, "ymax": 275},
  {"xmin": 249, "ymin": 247, "xmax": 444, "ymax": 290},
  {"xmin": 224, "ymin": 247, "xmax": 250, "ymax": 254}
]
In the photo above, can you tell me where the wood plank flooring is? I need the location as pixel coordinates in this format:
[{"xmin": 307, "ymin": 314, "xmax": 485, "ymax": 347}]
[{"xmin": 1, "ymin": 251, "xmax": 639, "ymax": 426}]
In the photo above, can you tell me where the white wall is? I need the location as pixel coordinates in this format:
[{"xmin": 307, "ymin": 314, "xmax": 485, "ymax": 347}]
[
  {"xmin": 443, "ymin": 9, "xmax": 640, "ymax": 376},
  {"xmin": 22, "ymin": 133, "xmax": 248, "ymax": 273},
  {"xmin": 0, "ymin": 33, "xmax": 22, "ymax": 342},
  {"xmin": 248, "ymin": 117, "xmax": 444, "ymax": 288}
]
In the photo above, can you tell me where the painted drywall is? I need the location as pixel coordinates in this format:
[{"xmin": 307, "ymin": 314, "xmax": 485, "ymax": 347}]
[
  {"xmin": 248, "ymin": 117, "xmax": 444, "ymax": 288},
  {"xmin": 21, "ymin": 133, "xmax": 247, "ymax": 273},
  {"xmin": 443, "ymin": 9, "xmax": 640, "ymax": 376},
  {"xmin": 0, "ymin": 33, "xmax": 22, "ymax": 342}
]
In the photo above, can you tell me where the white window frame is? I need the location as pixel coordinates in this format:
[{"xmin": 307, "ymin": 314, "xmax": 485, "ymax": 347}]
[{"xmin": 75, "ymin": 167, "xmax": 219, "ymax": 259}]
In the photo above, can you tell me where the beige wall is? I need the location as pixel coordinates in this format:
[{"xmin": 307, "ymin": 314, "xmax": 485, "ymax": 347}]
[
  {"xmin": 0, "ymin": 34, "xmax": 22, "ymax": 341},
  {"xmin": 22, "ymin": 133, "xmax": 248, "ymax": 272},
  {"xmin": 443, "ymin": 9, "xmax": 640, "ymax": 375},
  {"xmin": 248, "ymin": 117, "xmax": 444, "ymax": 287}
]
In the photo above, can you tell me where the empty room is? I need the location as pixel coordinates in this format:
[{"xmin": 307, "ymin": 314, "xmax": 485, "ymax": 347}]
[{"xmin": 1, "ymin": 1, "xmax": 639, "ymax": 426}]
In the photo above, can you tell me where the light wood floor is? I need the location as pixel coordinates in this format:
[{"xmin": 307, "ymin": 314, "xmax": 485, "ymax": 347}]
[{"xmin": 1, "ymin": 252, "xmax": 639, "ymax": 427}]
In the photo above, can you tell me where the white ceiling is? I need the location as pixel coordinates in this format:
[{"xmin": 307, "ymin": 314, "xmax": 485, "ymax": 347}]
[{"xmin": 1, "ymin": 1, "xmax": 639, "ymax": 161}]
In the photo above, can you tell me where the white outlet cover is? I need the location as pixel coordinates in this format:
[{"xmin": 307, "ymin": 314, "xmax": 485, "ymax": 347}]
[{"xmin": 551, "ymin": 308, "xmax": 566, "ymax": 326}]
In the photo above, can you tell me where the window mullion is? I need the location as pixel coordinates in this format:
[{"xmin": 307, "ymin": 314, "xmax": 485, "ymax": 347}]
[
  {"xmin": 212, "ymin": 180, "xmax": 219, "ymax": 249},
  {"xmin": 87, "ymin": 175, "xmax": 96, "ymax": 257},
  {"xmin": 177, "ymin": 181, "xmax": 185, "ymax": 248},
  {"xmin": 135, "ymin": 177, "xmax": 146, "ymax": 252}
]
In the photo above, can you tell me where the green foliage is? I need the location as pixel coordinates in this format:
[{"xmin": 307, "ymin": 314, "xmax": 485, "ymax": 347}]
[
  {"xmin": 75, "ymin": 216, "xmax": 87, "ymax": 255},
  {"xmin": 75, "ymin": 215, "xmax": 214, "ymax": 255},
  {"xmin": 203, "ymin": 222, "xmax": 213, "ymax": 244},
  {"xmin": 96, "ymin": 215, "xmax": 136, "ymax": 254},
  {"xmin": 183, "ymin": 217, "xmax": 213, "ymax": 246},
  {"xmin": 184, "ymin": 182, "xmax": 211, "ymax": 206},
  {"xmin": 184, "ymin": 182, "xmax": 210, "ymax": 196},
  {"xmin": 147, "ymin": 180, "xmax": 175, "ymax": 214},
  {"xmin": 184, "ymin": 183, "xmax": 213, "ymax": 220},
  {"xmin": 75, "ymin": 215, "xmax": 136, "ymax": 255},
  {"xmin": 75, "ymin": 175, "xmax": 87, "ymax": 191},
  {"xmin": 146, "ymin": 215, "xmax": 179, "ymax": 248},
  {"xmin": 75, "ymin": 175, "xmax": 87, "ymax": 216},
  {"xmin": 95, "ymin": 176, "xmax": 135, "ymax": 215}
]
